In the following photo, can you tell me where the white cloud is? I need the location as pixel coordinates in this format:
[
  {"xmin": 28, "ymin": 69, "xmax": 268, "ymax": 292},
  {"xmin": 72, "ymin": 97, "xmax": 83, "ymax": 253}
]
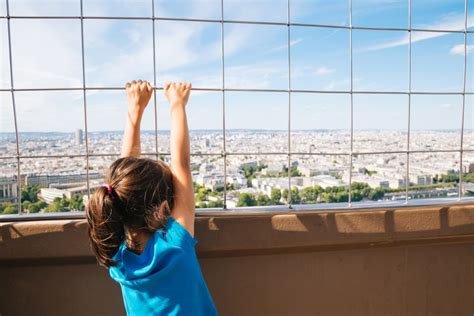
[
  {"xmin": 315, "ymin": 67, "xmax": 335, "ymax": 76},
  {"xmin": 10, "ymin": 19, "xmax": 83, "ymax": 88},
  {"xmin": 225, "ymin": 61, "xmax": 287, "ymax": 89},
  {"xmin": 266, "ymin": 38, "xmax": 304, "ymax": 53},
  {"xmin": 363, "ymin": 13, "xmax": 473, "ymax": 52},
  {"xmin": 450, "ymin": 44, "xmax": 474, "ymax": 55}
]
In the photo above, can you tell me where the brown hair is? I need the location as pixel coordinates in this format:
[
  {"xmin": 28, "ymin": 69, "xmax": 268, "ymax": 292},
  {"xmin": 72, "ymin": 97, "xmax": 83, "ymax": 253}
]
[{"xmin": 85, "ymin": 157, "xmax": 174, "ymax": 268}]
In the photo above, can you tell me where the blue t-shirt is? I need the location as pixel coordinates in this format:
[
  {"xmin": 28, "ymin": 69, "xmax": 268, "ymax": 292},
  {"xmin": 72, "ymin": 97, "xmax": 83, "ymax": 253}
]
[{"xmin": 109, "ymin": 216, "xmax": 218, "ymax": 316}]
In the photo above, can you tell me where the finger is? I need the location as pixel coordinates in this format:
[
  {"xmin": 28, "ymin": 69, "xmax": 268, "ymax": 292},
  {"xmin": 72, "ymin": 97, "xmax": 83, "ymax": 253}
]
[
  {"xmin": 146, "ymin": 81, "xmax": 153, "ymax": 92},
  {"xmin": 185, "ymin": 83, "xmax": 192, "ymax": 90},
  {"xmin": 125, "ymin": 82, "xmax": 131, "ymax": 89},
  {"xmin": 131, "ymin": 80, "xmax": 137, "ymax": 85},
  {"xmin": 164, "ymin": 81, "xmax": 171, "ymax": 90}
]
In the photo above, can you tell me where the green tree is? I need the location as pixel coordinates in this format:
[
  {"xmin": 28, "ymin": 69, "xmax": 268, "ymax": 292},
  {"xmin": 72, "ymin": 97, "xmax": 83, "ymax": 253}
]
[
  {"xmin": 464, "ymin": 172, "xmax": 474, "ymax": 183},
  {"xmin": 324, "ymin": 186, "xmax": 345, "ymax": 193},
  {"xmin": 282, "ymin": 188, "xmax": 289, "ymax": 201},
  {"xmin": 193, "ymin": 182, "xmax": 202, "ymax": 194},
  {"xmin": 45, "ymin": 197, "xmax": 71, "ymax": 213},
  {"xmin": 290, "ymin": 166, "xmax": 301, "ymax": 177},
  {"xmin": 208, "ymin": 198, "xmax": 224, "ymax": 208},
  {"xmin": 256, "ymin": 194, "xmax": 270, "ymax": 206},
  {"xmin": 270, "ymin": 188, "xmax": 282, "ymax": 205},
  {"xmin": 237, "ymin": 193, "xmax": 257, "ymax": 207},
  {"xmin": 196, "ymin": 188, "xmax": 208, "ymax": 202},
  {"xmin": 352, "ymin": 182, "xmax": 370, "ymax": 191},
  {"xmin": 335, "ymin": 191, "xmax": 349, "ymax": 203},
  {"xmin": 197, "ymin": 201, "xmax": 207, "ymax": 208},
  {"xmin": 368, "ymin": 188, "xmax": 385, "ymax": 201},
  {"xmin": 22, "ymin": 200, "xmax": 31, "ymax": 212},
  {"xmin": 321, "ymin": 192, "xmax": 335, "ymax": 203},
  {"xmin": 69, "ymin": 194, "xmax": 85, "ymax": 211},
  {"xmin": 301, "ymin": 185, "xmax": 322, "ymax": 203},
  {"xmin": 28, "ymin": 202, "xmax": 41, "ymax": 213},
  {"xmin": 440, "ymin": 174, "xmax": 459, "ymax": 183},
  {"xmin": 290, "ymin": 187, "xmax": 301, "ymax": 204},
  {"xmin": 2, "ymin": 203, "xmax": 17, "ymax": 214},
  {"xmin": 351, "ymin": 190, "xmax": 364, "ymax": 202},
  {"xmin": 21, "ymin": 185, "xmax": 41, "ymax": 203},
  {"xmin": 246, "ymin": 175, "xmax": 254, "ymax": 187},
  {"xmin": 242, "ymin": 166, "xmax": 256, "ymax": 178}
]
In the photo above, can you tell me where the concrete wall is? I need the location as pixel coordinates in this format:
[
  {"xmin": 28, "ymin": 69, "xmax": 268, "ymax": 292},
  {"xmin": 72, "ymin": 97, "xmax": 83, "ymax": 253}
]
[{"xmin": 1, "ymin": 203, "xmax": 474, "ymax": 316}]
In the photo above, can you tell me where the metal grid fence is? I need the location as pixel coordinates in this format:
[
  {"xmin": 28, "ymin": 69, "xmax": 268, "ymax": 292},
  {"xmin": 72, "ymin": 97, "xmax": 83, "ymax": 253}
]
[{"xmin": 1, "ymin": 0, "xmax": 473, "ymax": 215}]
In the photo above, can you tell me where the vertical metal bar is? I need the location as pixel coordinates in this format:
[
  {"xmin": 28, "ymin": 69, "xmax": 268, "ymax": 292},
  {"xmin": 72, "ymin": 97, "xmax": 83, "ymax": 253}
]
[
  {"xmin": 348, "ymin": 0, "xmax": 353, "ymax": 206},
  {"xmin": 406, "ymin": 0, "xmax": 412, "ymax": 204},
  {"xmin": 459, "ymin": 0, "xmax": 468, "ymax": 199},
  {"xmin": 5, "ymin": 0, "xmax": 22, "ymax": 214},
  {"xmin": 221, "ymin": 0, "xmax": 227, "ymax": 209},
  {"xmin": 151, "ymin": 0, "xmax": 159, "ymax": 160},
  {"xmin": 79, "ymin": 0, "xmax": 90, "ymax": 197},
  {"xmin": 287, "ymin": 0, "xmax": 292, "ymax": 208}
]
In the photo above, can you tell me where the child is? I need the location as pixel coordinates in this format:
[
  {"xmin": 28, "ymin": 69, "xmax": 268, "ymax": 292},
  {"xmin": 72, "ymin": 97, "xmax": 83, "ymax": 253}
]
[{"xmin": 85, "ymin": 80, "xmax": 218, "ymax": 315}]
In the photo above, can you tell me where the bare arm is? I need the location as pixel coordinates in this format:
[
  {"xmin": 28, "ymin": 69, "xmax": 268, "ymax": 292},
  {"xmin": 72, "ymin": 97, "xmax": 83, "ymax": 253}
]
[
  {"xmin": 121, "ymin": 80, "xmax": 153, "ymax": 158},
  {"xmin": 164, "ymin": 82, "xmax": 195, "ymax": 237}
]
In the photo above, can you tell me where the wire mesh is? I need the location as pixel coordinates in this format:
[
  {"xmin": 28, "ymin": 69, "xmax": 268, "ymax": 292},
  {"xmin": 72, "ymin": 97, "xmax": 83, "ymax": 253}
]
[{"xmin": 1, "ymin": 0, "xmax": 472, "ymax": 215}]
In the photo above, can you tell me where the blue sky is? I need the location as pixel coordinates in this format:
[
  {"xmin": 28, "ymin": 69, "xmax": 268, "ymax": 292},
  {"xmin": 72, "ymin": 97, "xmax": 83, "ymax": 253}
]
[{"xmin": 0, "ymin": 0, "xmax": 473, "ymax": 134}]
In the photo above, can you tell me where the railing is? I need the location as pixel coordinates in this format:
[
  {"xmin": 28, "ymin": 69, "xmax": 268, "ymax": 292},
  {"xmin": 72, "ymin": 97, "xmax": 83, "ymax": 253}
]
[{"xmin": 1, "ymin": 0, "xmax": 473, "ymax": 216}]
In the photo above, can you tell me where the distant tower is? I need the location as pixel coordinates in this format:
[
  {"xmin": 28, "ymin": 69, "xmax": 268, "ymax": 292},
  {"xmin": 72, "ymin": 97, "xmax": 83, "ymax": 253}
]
[
  {"xmin": 75, "ymin": 129, "xmax": 83, "ymax": 145},
  {"xmin": 205, "ymin": 138, "xmax": 210, "ymax": 148}
]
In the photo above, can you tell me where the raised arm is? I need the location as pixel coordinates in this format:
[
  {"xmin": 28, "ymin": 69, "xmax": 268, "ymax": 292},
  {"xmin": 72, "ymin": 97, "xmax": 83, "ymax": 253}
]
[
  {"xmin": 121, "ymin": 80, "xmax": 153, "ymax": 158},
  {"xmin": 164, "ymin": 82, "xmax": 195, "ymax": 237}
]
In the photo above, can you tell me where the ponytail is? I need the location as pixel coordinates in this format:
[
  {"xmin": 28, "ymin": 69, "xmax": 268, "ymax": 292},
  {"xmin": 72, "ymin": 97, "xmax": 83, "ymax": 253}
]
[{"xmin": 86, "ymin": 186, "xmax": 124, "ymax": 268}]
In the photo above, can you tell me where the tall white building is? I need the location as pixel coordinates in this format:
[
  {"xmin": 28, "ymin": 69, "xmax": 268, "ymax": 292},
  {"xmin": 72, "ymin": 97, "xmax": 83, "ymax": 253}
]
[{"xmin": 75, "ymin": 129, "xmax": 83, "ymax": 145}]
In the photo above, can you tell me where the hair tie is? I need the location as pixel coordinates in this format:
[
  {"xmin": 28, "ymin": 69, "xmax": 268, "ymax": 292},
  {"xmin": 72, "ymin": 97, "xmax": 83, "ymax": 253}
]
[{"xmin": 102, "ymin": 183, "xmax": 113, "ymax": 194}]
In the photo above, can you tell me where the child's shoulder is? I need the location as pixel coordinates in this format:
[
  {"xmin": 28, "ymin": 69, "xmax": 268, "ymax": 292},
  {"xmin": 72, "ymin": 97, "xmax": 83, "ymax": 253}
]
[{"xmin": 160, "ymin": 216, "xmax": 198, "ymax": 251}]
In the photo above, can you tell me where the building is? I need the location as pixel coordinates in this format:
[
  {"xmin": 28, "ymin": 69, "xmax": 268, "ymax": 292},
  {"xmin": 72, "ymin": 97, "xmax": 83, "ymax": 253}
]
[
  {"xmin": 39, "ymin": 183, "xmax": 101, "ymax": 204},
  {"xmin": 464, "ymin": 162, "xmax": 474, "ymax": 173},
  {"xmin": 75, "ymin": 129, "xmax": 83, "ymax": 145},
  {"xmin": 0, "ymin": 176, "xmax": 18, "ymax": 202},
  {"xmin": 25, "ymin": 172, "xmax": 102, "ymax": 187},
  {"xmin": 261, "ymin": 163, "xmax": 285, "ymax": 175},
  {"xmin": 226, "ymin": 173, "xmax": 248, "ymax": 189},
  {"xmin": 416, "ymin": 175, "xmax": 433, "ymax": 186}
]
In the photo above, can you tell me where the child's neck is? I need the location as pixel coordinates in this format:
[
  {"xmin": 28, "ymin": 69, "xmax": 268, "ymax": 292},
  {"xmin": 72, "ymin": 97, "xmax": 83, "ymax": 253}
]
[{"xmin": 124, "ymin": 226, "xmax": 152, "ymax": 255}]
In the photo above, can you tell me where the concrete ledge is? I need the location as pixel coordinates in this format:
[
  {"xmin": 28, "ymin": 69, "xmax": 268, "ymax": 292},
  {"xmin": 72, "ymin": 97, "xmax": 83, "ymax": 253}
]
[{"xmin": 1, "ymin": 203, "xmax": 474, "ymax": 264}]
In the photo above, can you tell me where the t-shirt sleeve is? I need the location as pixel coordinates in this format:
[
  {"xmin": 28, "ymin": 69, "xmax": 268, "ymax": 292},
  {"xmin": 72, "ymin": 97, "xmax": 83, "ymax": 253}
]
[{"xmin": 164, "ymin": 216, "xmax": 198, "ymax": 250}]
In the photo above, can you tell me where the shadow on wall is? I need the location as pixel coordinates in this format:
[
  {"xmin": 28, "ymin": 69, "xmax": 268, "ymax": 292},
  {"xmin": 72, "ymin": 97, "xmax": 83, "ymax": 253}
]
[{"xmin": 194, "ymin": 204, "xmax": 474, "ymax": 258}]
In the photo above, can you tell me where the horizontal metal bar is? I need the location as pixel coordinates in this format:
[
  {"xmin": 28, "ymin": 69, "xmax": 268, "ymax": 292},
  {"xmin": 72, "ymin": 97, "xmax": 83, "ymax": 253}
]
[
  {"xmin": 2, "ymin": 197, "xmax": 474, "ymax": 222},
  {"xmin": 2, "ymin": 87, "xmax": 473, "ymax": 95},
  {"xmin": 1, "ymin": 148, "xmax": 473, "ymax": 161},
  {"xmin": 0, "ymin": 15, "xmax": 472, "ymax": 34},
  {"xmin": 225, "ymin": 151, "xmax": 289, "ymax": 156},
  {"xmin": 0, "ymin": 152, "xmax": 225, "ymax": 159},
  {"xmin": 354, "ymin": 149, "xmax": 463, "ymax": 155}
]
